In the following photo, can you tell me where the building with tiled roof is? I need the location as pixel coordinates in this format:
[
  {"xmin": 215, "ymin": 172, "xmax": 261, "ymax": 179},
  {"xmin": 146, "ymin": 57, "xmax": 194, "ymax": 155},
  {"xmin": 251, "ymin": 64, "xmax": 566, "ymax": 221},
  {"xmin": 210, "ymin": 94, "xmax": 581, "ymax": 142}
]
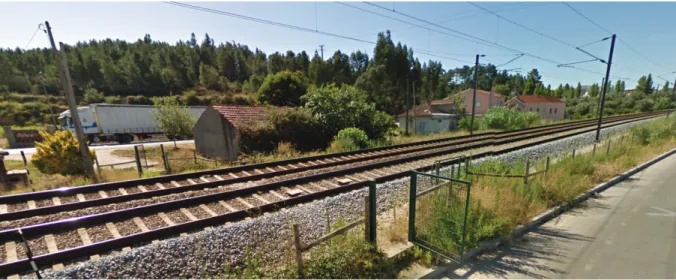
[
  {"xmin": 505, "ymin": 95, "xmax": 566, "ymax": 121},
  {"xmin": 193, "ymin": 105, "xmax": 279, "ymax": 161},
  {"xmin": 396, "ymin": 99, "xmax": 460, "ymax": 135}
]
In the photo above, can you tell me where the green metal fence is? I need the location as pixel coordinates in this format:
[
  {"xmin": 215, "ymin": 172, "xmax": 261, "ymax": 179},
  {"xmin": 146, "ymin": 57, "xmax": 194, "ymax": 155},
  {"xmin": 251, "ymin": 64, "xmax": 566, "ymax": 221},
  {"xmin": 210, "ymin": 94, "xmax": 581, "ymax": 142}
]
[{"xmin": 409, "ymin": 169, "xmax": 471, "ymax": 264}]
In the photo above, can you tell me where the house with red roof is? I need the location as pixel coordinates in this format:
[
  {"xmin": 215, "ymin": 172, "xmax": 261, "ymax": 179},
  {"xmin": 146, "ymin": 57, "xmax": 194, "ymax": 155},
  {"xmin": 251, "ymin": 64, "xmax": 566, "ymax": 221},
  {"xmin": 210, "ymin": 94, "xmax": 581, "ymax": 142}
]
[
  {"xmin": 505, "ymin": 95, "xmax": 566, "ymax": 121},
  {"xmin": 396, "ymin": 100, "xmax": 460, "ymax": 134},
  {"xmin": 454, "ymin": 88, "xmax": 507, "ymax": 115},
  {"xmin": 193, "ymin": 105, "xmax": 274, "ymax": 161}
]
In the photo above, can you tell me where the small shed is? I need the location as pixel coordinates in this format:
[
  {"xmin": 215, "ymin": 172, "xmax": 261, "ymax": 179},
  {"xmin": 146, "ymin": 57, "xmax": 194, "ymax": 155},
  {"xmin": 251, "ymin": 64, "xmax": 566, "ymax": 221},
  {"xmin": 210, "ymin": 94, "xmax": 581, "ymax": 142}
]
[{"xmin": 193, "ymin": 105, "xmax": 269, "ymax": 161}]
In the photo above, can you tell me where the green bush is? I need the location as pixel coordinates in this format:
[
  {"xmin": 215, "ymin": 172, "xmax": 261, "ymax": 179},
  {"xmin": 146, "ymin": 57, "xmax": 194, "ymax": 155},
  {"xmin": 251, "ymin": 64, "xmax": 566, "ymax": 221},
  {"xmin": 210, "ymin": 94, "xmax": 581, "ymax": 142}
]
[
  {"xmin": 82, "ymin": 88, "xmax": 105, "ymax": 105},
  {"xmin": 334, "ymin": 127, "xmax": 369, "ymax": 149},
  {"xmin": 31, "ymin": 130, "xmax": 97, "ymax": 176},
  {"xmin": 479, "ymin": 107, "xmax": 540, "ymax": 130},
  {"xmin": 125, "ymin": 95, "xmax": 153, "ymax": 105},
  {"xmin": 302, "ymin": 84, "xmax": 396, "ymax": 140},
  {"xmin": 239, "ymin": 108, "xmax": 329, "ymax": 153},
  {"xmin": 256, "ymin": 70, "xmax": 308, "ymax": 106},
  {"xmin": 458, "ymin": 115, "xmax": 479, "ymax": 131}
]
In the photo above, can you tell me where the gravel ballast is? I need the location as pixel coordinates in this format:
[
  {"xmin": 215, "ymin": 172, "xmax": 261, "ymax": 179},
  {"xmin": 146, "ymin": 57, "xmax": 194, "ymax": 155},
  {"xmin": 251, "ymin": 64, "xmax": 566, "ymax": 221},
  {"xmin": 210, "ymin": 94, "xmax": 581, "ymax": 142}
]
[{"xmin": 40, "ymin": 117, "xmax": 662, "ymax": 278}]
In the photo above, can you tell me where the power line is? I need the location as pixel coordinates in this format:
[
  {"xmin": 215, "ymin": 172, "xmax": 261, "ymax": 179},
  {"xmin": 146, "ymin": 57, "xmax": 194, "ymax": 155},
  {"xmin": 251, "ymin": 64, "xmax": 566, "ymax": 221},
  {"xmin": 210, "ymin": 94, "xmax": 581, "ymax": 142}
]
[
  {"xmin": 561, "ymin": 2, "xmax": 612, "ymax": 34},
  {"xmin": 25, "ymin": 24, "xmax": 43, "ymax": 49},
  {"xmin": 165, "ymin": 1, "xmax": 376, "ymax": 45},
  {"xmin": 562, "ymin": 1, "xmax": 670, "ymax": 71},
  {"xmin": 496, "ymin": 54, "xmax": 524, "ymax": 68},
  {"xmin": 165, "ymin": 1, "xmax": 474, "ymax": 65},
  {"xmin": 468, "ymin": 2, "xmax": 577, "ymax": 48},
  {"xmin": 363, "ymin": 1, "xmax": 602, "ymax": 72},
  {"xmin": 577, "ymin": 36, "xmax": 611, "ymax": 48}
]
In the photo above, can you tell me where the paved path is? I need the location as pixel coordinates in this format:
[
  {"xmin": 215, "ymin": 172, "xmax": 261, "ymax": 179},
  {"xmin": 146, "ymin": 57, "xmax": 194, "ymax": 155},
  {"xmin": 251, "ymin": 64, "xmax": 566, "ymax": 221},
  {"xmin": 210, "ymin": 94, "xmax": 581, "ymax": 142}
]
[
  {"xmin": 3, "ymin": 140, "xmax": 193, "ymax": 162},
  {"xmin": 452, "ymin": 152, "xmax": 676, "ymax": 279}
]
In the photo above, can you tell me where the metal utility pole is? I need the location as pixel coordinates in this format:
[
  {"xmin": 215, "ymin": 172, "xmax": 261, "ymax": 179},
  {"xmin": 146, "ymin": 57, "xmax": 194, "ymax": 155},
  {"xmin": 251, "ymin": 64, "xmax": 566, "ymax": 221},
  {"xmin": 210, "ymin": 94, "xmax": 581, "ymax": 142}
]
[
  {"xmin": 595, "ymin": 34, "xmax": 616, "ymax": 142},
  {"xmin": 469, "ymin": 54, "xmax": 484, "ymax": 135},
  {"xmin": 319, "ymin": 45, "xmax": 324, "ymax": 59},
  {"xmin": 596, "ymin": 77, "xmax": 605, "ymax": 117},
  {"xmin": 405, "ymin": 79, "xmax": 409, "ymax": 136},
  {"xmin": 413, "ymin": 81, "xmax": 417, "ymax": 135},
  {"xmin": 672, "ymin": 78, "xmax": 675, "ymax": 95},
  {"xmin": 45, "ymin": 21, "xmax": 96, "ymax": 180}
]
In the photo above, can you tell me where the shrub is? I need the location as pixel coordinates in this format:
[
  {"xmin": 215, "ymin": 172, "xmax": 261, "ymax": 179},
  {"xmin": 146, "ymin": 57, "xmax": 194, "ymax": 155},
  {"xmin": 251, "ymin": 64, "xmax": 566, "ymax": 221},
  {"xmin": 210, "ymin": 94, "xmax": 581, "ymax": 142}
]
[
  {"xmin": 151, "ymin": 96, "xmax": 196, "ymax": 140},
  {"xmin": 238, "ymin": 108, "xmax": 329, "ymax": 153},
  {"xmin": 302, "ymin": 84, "xmax": 396, "ymax": 140},
  {"xmin": 104, "ymin": 95, "xmax": 122, "ymax": 104},
  {"xmin": 125, "ymin": 95, "xmax": 153, "ymax": 105},
  {"xmin": 334, "ymin": 127, "xmax": 369, "ymax": 149},
  {"xmin": 326, "ymin": 138, "xmax": 358, "ymax": 153},
  {"xmin": 31, "ymin": 130, "xmax": 96, "ymax": 176},
  {"xmin": 458, "ymin": 115, "xmax": 479, "ymax": 131},
  {"xmin": 479, "ymin": 107, "xmax": 540, "ymax": 130},
  {"xmin": 82, "ymin": 88, "xmax": 105, "ymax": 105},
  {"xmin": 256, "ymin": 70, "xmax": 308, "ymax": 106}
]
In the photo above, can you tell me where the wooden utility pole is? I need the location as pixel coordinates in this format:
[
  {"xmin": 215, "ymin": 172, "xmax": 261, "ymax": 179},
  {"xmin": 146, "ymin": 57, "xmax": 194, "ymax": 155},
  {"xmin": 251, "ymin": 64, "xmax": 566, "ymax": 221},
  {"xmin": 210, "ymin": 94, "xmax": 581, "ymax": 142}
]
[
  {"xmin": 45, "ymin": 21, "xmax": 96, "ymax": 180},
  {"xmin": 319, "ymin": 44, "xmax": 324, "ymax": 59}
]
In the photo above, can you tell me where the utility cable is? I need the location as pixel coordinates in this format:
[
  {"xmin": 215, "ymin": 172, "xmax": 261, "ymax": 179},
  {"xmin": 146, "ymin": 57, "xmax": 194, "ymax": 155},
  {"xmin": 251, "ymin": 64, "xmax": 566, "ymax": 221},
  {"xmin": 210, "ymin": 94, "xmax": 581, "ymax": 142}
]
[{"xmin": 25, "ymin": 24, "xmax": 43, "ymax": 49}]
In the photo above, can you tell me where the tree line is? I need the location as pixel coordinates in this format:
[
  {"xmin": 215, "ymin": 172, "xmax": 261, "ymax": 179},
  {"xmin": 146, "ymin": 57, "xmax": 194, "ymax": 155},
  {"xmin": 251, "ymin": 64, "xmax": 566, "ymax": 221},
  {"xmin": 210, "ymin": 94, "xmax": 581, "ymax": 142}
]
[{"xmin": 1, "ymin": 30, "xmax": 674, "ymax": 123}]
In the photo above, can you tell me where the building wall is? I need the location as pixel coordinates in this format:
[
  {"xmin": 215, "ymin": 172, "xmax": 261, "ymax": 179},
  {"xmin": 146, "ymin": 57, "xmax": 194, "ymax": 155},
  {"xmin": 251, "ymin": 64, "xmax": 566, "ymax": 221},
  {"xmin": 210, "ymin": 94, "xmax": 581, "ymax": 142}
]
[
  {"xmin": 515, "ymin": 102, "xmax": 566, "ymax": 121},
  {"xmin": 397, "ymin": 116, "xmax": 453, "ymax": 134},
  {"xmin": 193, "ymin": 107, "xmax": 239, "ymax": 161},
  {"xmin": 460, "ymin": 90, "xmax": 505, "ymax": 115}
]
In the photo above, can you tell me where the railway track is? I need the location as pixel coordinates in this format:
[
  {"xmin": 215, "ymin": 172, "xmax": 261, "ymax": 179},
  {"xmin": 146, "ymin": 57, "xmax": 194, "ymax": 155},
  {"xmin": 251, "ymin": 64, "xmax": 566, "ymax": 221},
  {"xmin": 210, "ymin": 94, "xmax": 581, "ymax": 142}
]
[{"xmin": 0, "ymin": 111, "xmax": 665, "ymax": 277}]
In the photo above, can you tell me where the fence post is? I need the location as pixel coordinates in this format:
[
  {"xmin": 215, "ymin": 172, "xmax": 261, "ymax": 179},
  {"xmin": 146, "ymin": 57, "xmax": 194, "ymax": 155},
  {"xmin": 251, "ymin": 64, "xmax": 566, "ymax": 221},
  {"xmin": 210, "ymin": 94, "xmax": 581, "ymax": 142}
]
[
  {"xmin": 141, "ymin": 145, "xmax": 148, "ymax": 168},
  {"xmin": 292, "ymin": 224, "xmax": 304, "ymax": 278},
  {"xmin": 94, "ymin": 157, "xmax": 101, "ymax": 175},
  {"xmin": 20, "ymin": 151, "xmax": 27, "ymax": 166},
  {"xmin": 368, "ymin": 181, "xmax": 377, "ymax": 245},
  {"xmin": 524, "ymin": 160, "xmax": 530, "ymax": 185},
  {"xmin": 408, "ymin": 172, "xmax": 417, "ymax": 242},
  {"xmin": 364, "ymin": 196, "xmax": 369, "ymax": 242},
  {"xmin": 544, "ymin": 157, "xmax": 550, "ymax": 178},
  {"xmin": 160, "ymin": 144, "xmax": 170, "ymax": 174},
  {"xmin": 607, "ymin": 139, "xmax": 612, "ymax": 155},
  {"xmin": 325, "ymin": 208, "xmax": 331, "ymax": 234},
  {"xmin": 572, "ymin": 148, "xmax": 576, "ymax": 159},
  {"xmin": 592, "ymin": 144, "xmax": 597, "ymax": 155},
  {"xmin": 134, "ymin": 146, "xmax": 143, "ymax": 177},
  {"xmin": 193, "ymin": 150, "xmax": 197, "ymax": 164}
]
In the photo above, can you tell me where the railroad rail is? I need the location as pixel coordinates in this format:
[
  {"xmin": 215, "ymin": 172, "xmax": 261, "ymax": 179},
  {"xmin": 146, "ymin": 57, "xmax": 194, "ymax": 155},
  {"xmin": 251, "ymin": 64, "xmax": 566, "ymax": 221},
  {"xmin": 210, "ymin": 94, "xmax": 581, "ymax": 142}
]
[{"xmin": 0, "ymin": 111, "xmax": 665, "ymax": 277}]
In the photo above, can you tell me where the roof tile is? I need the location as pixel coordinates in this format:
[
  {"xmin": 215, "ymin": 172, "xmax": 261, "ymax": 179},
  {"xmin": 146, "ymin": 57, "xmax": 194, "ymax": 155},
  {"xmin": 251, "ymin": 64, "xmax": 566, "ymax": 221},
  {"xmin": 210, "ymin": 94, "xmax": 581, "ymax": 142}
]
[
  {"xmin": 515, "ymin": 95, "xmax": 565, "ymax": 103},
  {"xmin": 212, "ymin": 105, "xmax": 272, "ymax": 128}
]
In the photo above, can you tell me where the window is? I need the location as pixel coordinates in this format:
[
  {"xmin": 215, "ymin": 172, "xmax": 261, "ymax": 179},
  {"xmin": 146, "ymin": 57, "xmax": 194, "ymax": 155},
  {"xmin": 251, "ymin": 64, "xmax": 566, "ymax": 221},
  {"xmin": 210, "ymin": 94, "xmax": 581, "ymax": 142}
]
[
  {"xmin": 438, "ymin": 119, "xmax": 442, "ymax": 123},
  {"xmin": 475, "ymin": 101, "xmax": 481, "ymax": 107},
  {"xmin": 549, "ymin": 108, "xmax": 552, "ymax": 114},
  {"xmin": 537, "ymin": 108, "xmax": 540, "ymax": 112},
  {"xmin": 555, "ymin": 108, "xmax": 558, "ymax": 114},
  {"xmin": 529, "ymin": 108, "xmax": 532, "ymax": 111}
]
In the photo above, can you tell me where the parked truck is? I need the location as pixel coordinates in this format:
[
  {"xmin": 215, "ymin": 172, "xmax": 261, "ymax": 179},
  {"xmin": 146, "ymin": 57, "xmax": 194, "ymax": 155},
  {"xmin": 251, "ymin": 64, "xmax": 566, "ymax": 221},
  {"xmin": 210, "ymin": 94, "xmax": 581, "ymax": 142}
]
[{"xmin": 58, "ymin": 104, "xmax": 206, "ymax": 144}]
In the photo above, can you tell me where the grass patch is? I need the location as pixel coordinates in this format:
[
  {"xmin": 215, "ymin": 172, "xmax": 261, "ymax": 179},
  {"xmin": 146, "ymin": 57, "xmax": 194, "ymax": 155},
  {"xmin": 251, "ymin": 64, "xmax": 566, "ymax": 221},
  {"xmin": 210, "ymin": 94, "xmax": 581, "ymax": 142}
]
[
  {"xmin": 416, "ymin": 116, "xmax": 676, "ymax": 257},
  {"xmin": 1, "ymin": 160, "xmax": 155, "ymax": 196}
]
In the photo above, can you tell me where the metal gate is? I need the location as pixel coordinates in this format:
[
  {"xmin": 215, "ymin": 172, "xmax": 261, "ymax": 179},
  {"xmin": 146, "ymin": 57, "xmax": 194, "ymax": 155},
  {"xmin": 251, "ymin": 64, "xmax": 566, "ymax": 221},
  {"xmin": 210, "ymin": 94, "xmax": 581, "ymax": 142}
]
[{"xmin": 408, "ymin": 166, "xmax": 472, "ymax": 264}]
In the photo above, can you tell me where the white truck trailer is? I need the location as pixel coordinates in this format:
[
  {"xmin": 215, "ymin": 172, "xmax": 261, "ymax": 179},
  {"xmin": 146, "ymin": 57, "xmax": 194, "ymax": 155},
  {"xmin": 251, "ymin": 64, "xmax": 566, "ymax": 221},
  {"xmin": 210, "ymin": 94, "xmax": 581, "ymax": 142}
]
[{"xmin": 58, "ymin": 104, "xmax": 206, "ymax": 144}]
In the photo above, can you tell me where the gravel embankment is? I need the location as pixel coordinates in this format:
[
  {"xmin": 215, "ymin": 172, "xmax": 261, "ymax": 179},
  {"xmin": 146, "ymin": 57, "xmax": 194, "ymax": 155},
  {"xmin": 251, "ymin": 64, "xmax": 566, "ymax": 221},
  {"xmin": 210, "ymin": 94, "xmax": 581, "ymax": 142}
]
[{"xmin": 40, "ymin": 117, "xmax": 660, "ymax": 278}]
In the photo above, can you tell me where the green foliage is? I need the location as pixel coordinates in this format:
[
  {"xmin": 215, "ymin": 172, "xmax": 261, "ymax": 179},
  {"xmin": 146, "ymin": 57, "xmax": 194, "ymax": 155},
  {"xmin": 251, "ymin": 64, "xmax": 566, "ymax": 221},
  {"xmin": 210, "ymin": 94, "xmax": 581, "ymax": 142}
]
[
  {"xmin": 302, "ymin": 83, "xmax": 396, "ymax": 140},
  {"xmin": 151, "ymin": 96, "xmax": 196, "ymax": 139},
  {"xmin": 82, "ymin": 88, "xmax": 105, "ymax": 105},
  {"xmin": 31, "ymin": 130, "xmax": 96, "ymax": 176},
  {"xmin": 256, "ymin": 70, "xmax": 308, "ymax": 106},
  {"xmin": 479, "ymin": 107, "xmax": 540, "ymax": 130},
  {"xmin": 457, "ymin": 115, "xmax": 479, "ymax": 131},
  {"xmin": 239, "ymin": 108, "xmax": 328, "ymax": 153},
  {"xmin": 334, "ymin": 127, "xmax": 369, "ymax": 149}
]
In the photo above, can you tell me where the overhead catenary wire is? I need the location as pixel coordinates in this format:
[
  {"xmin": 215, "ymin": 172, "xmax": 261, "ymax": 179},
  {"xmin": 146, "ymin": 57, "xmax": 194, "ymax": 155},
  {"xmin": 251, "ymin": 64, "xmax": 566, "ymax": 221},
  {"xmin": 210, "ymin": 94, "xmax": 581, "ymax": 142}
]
[
  {"xmin": 562, "ymin": 1, "xmax": 670, "ymax": 71},
  {"xmin": 165, "ymin": 1, "xmax": 473, "ymax": 65},
  {"xmin": 363, "ymin": 1, "xmax": 606, "ymax": 75}
]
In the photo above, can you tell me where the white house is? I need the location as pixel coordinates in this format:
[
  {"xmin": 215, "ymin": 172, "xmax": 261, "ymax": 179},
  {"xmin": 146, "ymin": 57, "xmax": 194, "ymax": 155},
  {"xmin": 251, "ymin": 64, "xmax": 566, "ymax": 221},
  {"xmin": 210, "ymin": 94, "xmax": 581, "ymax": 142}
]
[{"xmin": 396, "ymin": 98, "xmax": 459, "ymax": 134}]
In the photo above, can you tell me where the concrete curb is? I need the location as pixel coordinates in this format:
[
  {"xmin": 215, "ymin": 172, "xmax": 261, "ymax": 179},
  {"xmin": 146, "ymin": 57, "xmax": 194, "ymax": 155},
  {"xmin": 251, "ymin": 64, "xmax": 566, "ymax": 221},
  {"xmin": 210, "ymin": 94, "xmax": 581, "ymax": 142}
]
[{"xmin": 418, "ymin": 146, "xmax": 676, "ymax": 279}]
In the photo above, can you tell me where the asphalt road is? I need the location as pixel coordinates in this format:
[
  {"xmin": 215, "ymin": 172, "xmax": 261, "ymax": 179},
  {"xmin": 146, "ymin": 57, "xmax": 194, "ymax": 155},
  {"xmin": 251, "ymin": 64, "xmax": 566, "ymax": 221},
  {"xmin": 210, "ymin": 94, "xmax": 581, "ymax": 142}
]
[
  {"xmin": 4, "ymin": 139, "xmax": 194, "ymax": 156},
  {"xmin": 452, "ymin": 151, "xmax": 676, "ymax": 279}
]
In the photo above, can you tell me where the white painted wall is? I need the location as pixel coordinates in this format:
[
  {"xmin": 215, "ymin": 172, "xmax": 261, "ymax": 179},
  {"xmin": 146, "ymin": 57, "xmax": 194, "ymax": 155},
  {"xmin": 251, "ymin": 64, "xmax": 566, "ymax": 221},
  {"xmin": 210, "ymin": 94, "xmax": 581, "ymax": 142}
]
[{"xmin": 397, "ymin": 116, "xmax": 452, "ymax": 134}]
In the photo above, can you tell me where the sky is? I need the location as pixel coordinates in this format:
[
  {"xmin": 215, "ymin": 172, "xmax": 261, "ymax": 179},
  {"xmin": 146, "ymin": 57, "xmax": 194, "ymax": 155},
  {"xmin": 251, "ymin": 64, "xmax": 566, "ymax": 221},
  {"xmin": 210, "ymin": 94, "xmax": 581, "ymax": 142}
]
[{"xmin": 2, "ymin": 1, "xmax": 676, "ymax": 89}]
